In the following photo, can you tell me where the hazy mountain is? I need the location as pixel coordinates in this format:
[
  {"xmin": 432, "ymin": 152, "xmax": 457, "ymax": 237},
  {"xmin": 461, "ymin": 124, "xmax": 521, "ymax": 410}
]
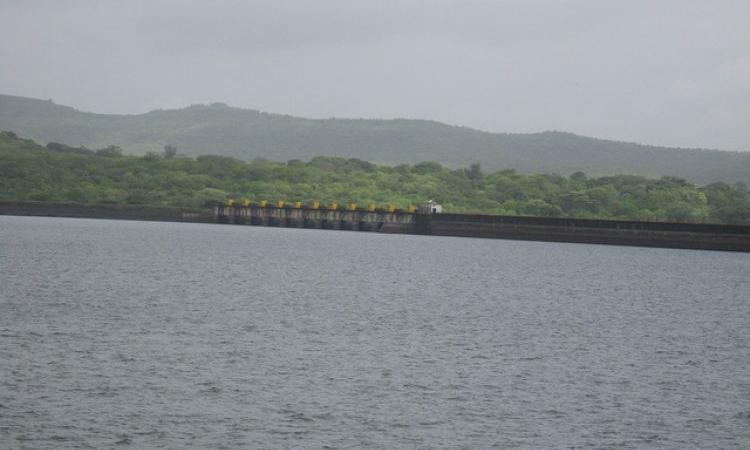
[{"xmin": 1, "ymin": 94, "xmax": 748, "ymax": 184}]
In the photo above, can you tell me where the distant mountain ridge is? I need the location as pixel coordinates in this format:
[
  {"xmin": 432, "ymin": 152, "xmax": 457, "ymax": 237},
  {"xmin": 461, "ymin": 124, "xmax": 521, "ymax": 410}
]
[{"xmin": 1, "ymin": 93, "xmax": 748, "ymax": 184}]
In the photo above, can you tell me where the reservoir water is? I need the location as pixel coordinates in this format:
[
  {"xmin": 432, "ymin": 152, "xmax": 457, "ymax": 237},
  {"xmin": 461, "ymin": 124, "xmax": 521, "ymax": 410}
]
[{"xmin": 1, "ymin": 215, "xmax": 749, "ymax": 448}]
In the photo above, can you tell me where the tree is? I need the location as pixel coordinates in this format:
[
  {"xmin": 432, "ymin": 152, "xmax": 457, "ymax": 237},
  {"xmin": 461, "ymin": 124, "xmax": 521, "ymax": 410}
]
[
  {"xmin": 570, "ymin": 171, "xmax": 587, "ymax": 181},
  {"xmin": 3, "ymin": 132, "xmax": 750, "ymax": 223},
  {"xmin": 163, "ymin": 144, "xmax": 177, "ymax": 159},
  {"xmin": 468, "ymin": 162, "xmax": 483, "ymax": 180},
  {"xmin": 96, "ymin": 145, "xmax": 123, "ymax": 157},
  {"xmin": 413, "ymin": 161, "xmax": 443, "ymax": 175}
]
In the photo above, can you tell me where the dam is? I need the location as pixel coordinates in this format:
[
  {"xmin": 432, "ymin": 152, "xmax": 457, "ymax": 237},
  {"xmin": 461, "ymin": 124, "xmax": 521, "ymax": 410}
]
[
  {"xmin": 214, "ymin": 203, "xmax": 417, "ymax": 234},
  {"xmin": 214, "ymin": 202, "xmax": 750, "ymax": 252},
  {"xmin": 1, "ymin": 200, "xmax": 748, "ymax": 252}
]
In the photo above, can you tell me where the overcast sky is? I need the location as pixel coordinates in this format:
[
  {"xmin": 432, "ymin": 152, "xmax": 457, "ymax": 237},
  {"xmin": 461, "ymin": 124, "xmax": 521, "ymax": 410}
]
[{"xmin": 1, "ymin": 0, "xmax": 748, "ymax": 150}]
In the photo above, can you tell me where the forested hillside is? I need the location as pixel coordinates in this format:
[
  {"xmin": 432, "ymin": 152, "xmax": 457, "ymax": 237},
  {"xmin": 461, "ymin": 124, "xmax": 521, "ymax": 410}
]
[
  {"xmin": 2, "ymin": 94, "xmax": 748, "ymax": 185},
  {"xmin": 2, "ymin": 132, "xmax": 749, "ymax": 224}
]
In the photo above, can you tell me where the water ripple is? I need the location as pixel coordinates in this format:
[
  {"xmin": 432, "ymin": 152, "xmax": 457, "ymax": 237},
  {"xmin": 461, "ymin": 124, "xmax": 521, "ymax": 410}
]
[{"xmin": 1, "ymin": 216, "xmax": 749, "ymax": 448}]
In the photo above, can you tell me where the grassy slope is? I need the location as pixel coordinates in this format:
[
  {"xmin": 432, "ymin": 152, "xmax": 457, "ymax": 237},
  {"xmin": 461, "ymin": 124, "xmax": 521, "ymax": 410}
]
[{"xmin": 1, "ymin": 94, "xmax": 749, "ymax": 185}]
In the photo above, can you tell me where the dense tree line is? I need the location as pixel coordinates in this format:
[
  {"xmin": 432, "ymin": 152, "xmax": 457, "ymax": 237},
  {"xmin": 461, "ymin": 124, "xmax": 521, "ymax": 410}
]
[{"xmin": 1, "ymin": 131, "xmax": 749, "ymax": 223}]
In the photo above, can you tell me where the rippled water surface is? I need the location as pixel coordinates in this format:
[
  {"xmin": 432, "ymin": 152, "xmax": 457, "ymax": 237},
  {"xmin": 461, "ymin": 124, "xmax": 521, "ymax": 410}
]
[{"xmin": 1, "ymin": 216, "xmax": 749, "ymax": 448}]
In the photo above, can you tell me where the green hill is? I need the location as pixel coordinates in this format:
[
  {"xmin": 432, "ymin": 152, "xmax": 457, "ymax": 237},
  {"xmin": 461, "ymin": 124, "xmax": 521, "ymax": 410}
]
[{"xmin": 1, "ymin": 94, "xmax": 748, "ymax": 184}]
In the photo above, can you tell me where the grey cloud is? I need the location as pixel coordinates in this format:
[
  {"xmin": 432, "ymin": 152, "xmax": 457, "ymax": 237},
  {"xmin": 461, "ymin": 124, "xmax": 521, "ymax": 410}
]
[{"xmin": 0, "ymin": 0, "xmax": 748, "ymax": 150}]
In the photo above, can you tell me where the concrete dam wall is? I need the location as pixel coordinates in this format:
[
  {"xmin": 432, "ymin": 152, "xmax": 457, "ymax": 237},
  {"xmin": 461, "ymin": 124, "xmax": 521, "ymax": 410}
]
[
  {"xmin": 216, "ymin": 205, "xmax": 750, "ymax": 252},
  {"xmin": 2, "ymin": 201, "xmax": 748, "ymax": 252},
  {"xmin": 425, "ymin": 213, "xmax": 750, "ymax": 252},
  {"xmin": 214, "ymin": 205, "xmax": 416, "ymax": 234},
  {"xmin": 0, "ymin": 201, "xmax": 215, "ymax": 223}
]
